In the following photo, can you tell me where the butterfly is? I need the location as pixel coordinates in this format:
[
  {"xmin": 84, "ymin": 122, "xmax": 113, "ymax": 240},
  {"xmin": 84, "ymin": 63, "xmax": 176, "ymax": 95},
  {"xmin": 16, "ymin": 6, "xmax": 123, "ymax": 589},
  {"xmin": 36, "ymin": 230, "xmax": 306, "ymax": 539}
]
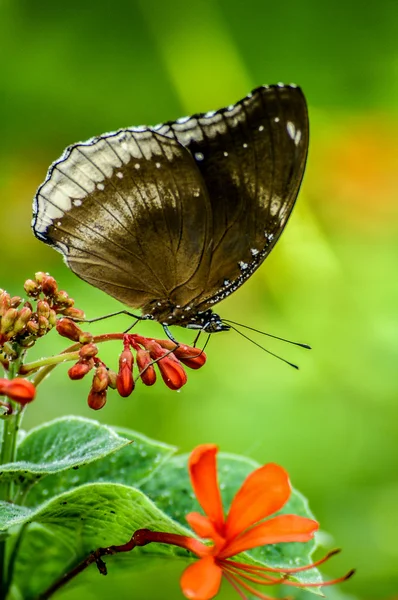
[{"xmin": 32, "ymin": 83, "xmax": 309, "ymax": 337}]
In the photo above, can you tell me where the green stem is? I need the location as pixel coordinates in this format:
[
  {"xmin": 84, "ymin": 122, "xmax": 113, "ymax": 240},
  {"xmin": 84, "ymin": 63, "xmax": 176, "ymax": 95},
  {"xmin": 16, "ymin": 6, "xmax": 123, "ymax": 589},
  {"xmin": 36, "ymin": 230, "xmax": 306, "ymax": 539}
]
[
  {"xmin": 0, "ymin": 359, "xmax": 24, "ymax": 600},
  {"xmin": 20, "ymin": 351, "xmax": 80, "ymax": 374}
]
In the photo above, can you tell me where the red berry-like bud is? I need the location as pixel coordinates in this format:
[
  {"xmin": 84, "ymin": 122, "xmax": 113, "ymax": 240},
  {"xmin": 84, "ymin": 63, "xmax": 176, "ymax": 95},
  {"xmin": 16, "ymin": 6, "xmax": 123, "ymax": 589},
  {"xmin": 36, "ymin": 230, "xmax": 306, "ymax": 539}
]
[
  {"xmin": 92, "ymin": 365, "xmax": 109, "ymax": 392},
  {"xmin": 173, "ymin": 344, "xmax": 207, "ymax": 370},
  {"xmin": 79, "ymin": 343, "xmax": 98, "ymax": 359},
  {"xmin": 116, "ymin": 347, "xmax": 134, "ymax": 397},
  {"xmin": 42, "ymin": 275, "xmax": 58, "ymax": 296},
  {"xmin": 136, "ymin": 348, "xmax": 157, "ymax": 386},
  {"xmin": 87, "ymin": 389, "xmax": 107, "ymax": 410},
  {"xmin": 157, "ymin": 355, "xmax": 187, "ymax": 390},
  {"xmin": 62, "ymin": 307, "xmax": 85, "ymax": 320},
  {"xmin": 56, "ymin": 318, "xmax": 83, "ymax": 342},
  {"xmin": 68, "ymin": 359, "xmax": 93, "ymax": 380},
  {"xmin": 5, "ymin": 378, "xmax": 36, "ymax": 405},
  {"xmin": 24, "ymin": 279, "xmax": 40, "ymax": 297}
]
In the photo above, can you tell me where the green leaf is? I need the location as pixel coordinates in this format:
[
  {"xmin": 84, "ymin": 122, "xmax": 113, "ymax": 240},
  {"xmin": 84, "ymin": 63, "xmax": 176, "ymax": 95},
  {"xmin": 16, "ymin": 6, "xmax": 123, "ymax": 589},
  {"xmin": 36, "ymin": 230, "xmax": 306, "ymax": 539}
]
[
  {"xmin": 24, "ymin": 427, "xmax": 176, "ymax": 507},
  {"xmin": 142, "ymin": 452, "xmax": 322, "ymax": 589},
  {"xmin": 6, "ymin": 482, "xmax": 192, "ymax": 599},
  {"xmin": 0, "ymin": 416, "xmax": 131, "ymax": 487}
]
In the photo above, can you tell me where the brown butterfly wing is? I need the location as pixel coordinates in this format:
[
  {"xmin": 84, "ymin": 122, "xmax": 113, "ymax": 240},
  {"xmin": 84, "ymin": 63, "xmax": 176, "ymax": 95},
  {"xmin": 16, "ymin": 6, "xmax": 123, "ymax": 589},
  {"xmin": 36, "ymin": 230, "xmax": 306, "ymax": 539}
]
[
  {"xmin": 155, "ymin": 84, "xmax": 309, "ymax": 311},
  {"xmin": 33, "ymin": 130, "xmax": 213, "ymax": 311}
]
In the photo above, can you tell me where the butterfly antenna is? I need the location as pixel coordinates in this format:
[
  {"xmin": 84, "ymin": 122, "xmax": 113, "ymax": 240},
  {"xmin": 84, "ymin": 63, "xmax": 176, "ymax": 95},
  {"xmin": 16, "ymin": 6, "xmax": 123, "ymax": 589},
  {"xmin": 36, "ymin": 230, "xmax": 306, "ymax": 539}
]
[
  {"xmin": 223, "ymin": 319, "xmax": 311, "ymax": 349},
  {"xmin": 228, "ymin": 325, "xmax": 299, "ymax": 370}
]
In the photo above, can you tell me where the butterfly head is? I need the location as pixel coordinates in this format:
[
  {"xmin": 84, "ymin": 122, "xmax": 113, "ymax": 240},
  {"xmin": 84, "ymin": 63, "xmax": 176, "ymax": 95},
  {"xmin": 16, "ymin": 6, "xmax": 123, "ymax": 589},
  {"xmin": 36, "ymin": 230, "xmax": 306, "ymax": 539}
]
[{"xmin": 186, "ymin": 310, "xmax": 230, "ymax": 334}]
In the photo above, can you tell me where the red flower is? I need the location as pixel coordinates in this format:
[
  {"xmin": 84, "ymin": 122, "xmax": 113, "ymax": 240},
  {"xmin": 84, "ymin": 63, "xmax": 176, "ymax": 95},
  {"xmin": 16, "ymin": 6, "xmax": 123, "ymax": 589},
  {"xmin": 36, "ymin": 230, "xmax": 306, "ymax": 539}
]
[
  {"xmin": 0, "ymin": 377, "xmax": 36, "ymax": 405},
  {"xmin": 131, "ymin": 445, "xmax": 354, "ymax": 600}
]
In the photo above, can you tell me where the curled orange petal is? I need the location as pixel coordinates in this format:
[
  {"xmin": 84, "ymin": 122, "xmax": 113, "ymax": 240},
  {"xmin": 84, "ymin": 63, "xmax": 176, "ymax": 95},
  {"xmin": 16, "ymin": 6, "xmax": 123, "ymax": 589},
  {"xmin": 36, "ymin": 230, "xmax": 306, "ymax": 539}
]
[
  {"xmin": 225, "ymin": 463, "xmax": 291, "ymax": 540},
  {"xmin": 186, "ymin": 513, "xmax": 225, "ymax": 552},
  {"xmin": 220, "ymin": 514, "xmax": 319, "ymax": 559},
  {"xmin": 180, "ymin": 556, "xmax": 222, "ymax": 600},
  {"xmin": 189, "ymin": 445, "xmax": 224, "ymax": 533}
]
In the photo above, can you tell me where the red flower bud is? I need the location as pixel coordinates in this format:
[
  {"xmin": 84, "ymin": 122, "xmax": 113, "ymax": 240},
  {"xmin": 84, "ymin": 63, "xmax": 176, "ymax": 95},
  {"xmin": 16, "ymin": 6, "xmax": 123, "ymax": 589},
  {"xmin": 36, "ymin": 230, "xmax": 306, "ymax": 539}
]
[
  {"xmin": 173, "ymin": 345, "xmax": 207, "ymax": 370},
  {"xmin": 5, "ymin": 378, "xmax": 36, "ymax": 405},
  {"xmin": 42, "ymin": 275, "xmax": 58, "ymax": 296},
  {"xmin": 79, "ymin": 343, "xmax": 98, "ymax": 359},
  {"xmin": 38, "ymin": 315, "xmax": 49, "ymax": 333},
  {"xmin": 56, "ymin": 318, "xmax": 83, "ymax": 341},
  {"xmin": 107, "ymin": 369, "xmax": 117, "ymax": 389},
  {"xmin": 68, "ymin": 359, "xmax": 93, "ymax": 380},
  {"xmin": 78, "ymin": 331, "xmax": 93, "ymax": 344},
  {"xmin": 87, "ymin": 389, "xmax": 107, "ymax": 410},
  {"xmin": 116, "ymin": 347, "xmax": 134, "ymax": 397},
  {"xmin": 54, "ymin": 290, "xmax": 73, "ymax": 306},
  {"xmin": 27, "ymin": 320, "xmax": 39, "ymax": 335},
  {"xmin": 92, "ymin": 365, "xmax": 109, "ymax": 392},
  {"xmin": 62, "ymin": 307, "xmax": 85, "ymax": 320},
  {"xmin": 136, "ymin": 348, "xmax": 157, "ymax": 386},
  {"xmin": 157, "ymin": 355, "xmax": 187, "ymax": 390}
]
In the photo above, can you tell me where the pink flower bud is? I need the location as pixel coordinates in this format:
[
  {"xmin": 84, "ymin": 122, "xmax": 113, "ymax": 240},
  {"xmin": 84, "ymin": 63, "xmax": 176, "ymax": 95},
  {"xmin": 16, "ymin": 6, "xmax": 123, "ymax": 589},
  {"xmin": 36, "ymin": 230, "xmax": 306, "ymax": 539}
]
[
  {"xmin": 56, "ymin": 318, "xmax": 83, "ymax": 341},
  {"xmin": 38, "ymin": 315, "xmax": 49, "ymax": 333},
  {"xmin": 136, "ymin": 348, "xmax": 156, "ymax": 386},
  {"xmin": 27, "ymin": 320, "xmax": 39, "ymax": 335},
  {"xmin": 54, "ymin": 290, "xmax": 73, "ymax": 306},
  {"xmin": 34, "ymin": 272, "xmax": 46, "ymax": 284},
  {"xmin": 5, "ymin": 378, "xmax": 36, "ymax": 405},
  {"xmin": 48, "ymin": 309, "xmax": 57, "ymax": 327},
  {"xmin": 116, "ymin": 347, "xmax": 134, "ymax": 397}
]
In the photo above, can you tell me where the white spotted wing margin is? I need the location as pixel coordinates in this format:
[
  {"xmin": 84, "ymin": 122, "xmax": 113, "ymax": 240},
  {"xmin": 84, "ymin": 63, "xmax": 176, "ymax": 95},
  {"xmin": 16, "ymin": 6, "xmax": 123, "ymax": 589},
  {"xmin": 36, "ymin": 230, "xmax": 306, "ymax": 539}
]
[{"xmin": 32, "ymin": 84, "xmax": 308, "ymax": 325}]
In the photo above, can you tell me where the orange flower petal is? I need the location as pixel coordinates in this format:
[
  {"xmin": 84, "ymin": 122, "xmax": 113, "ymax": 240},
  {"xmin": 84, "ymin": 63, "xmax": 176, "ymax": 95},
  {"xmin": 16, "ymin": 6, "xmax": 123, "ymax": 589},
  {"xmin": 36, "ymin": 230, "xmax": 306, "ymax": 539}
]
[
  {"xmin": 225, "ymin": 463, "xmax": 291, "ymax": 540},
  {"xmin": 180, "ymin": 556, "xmax": 223, "ymax": 600},
  {"xmin": 186, "ymin": 513, "xmax": 226, "ymax": 552},
  {"xmin": 189, "ymin": 445, "xmax": 224, "ymax": 531},
  {"xmin": 220, "ymin": 514, "xmax": 319, "ymax": 558}
]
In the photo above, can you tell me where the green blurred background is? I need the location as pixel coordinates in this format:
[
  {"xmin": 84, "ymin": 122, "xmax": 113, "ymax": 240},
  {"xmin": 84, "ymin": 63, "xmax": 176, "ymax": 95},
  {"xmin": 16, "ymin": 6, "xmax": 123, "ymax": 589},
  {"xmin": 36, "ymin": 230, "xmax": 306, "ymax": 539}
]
[{"xmin": 1, "ymin": 0, "xmax": 398, "ymax": 598}]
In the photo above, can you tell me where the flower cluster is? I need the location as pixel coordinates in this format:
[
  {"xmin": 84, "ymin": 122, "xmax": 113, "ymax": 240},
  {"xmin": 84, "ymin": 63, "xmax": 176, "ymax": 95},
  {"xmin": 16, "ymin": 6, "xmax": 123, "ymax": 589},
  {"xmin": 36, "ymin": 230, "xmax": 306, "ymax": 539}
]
[
  {"xmin": 0, "ymin": 272, "xmax": 84, "ymax": 359},
  {"xmin": 130, "ymin": 445, "xmax": 354, "ymax": 600},
  {"xmin": 57, "ymin": 320, "xmax": 206, "ymax": 410}
]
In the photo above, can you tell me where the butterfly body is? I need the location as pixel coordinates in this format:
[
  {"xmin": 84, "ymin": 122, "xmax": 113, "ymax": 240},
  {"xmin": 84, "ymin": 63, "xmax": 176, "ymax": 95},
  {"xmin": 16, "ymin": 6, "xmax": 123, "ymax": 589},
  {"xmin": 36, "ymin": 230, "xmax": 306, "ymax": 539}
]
[{"xmin": 32, "ymin": 84, "xmax": 309, "ymax": 333}]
